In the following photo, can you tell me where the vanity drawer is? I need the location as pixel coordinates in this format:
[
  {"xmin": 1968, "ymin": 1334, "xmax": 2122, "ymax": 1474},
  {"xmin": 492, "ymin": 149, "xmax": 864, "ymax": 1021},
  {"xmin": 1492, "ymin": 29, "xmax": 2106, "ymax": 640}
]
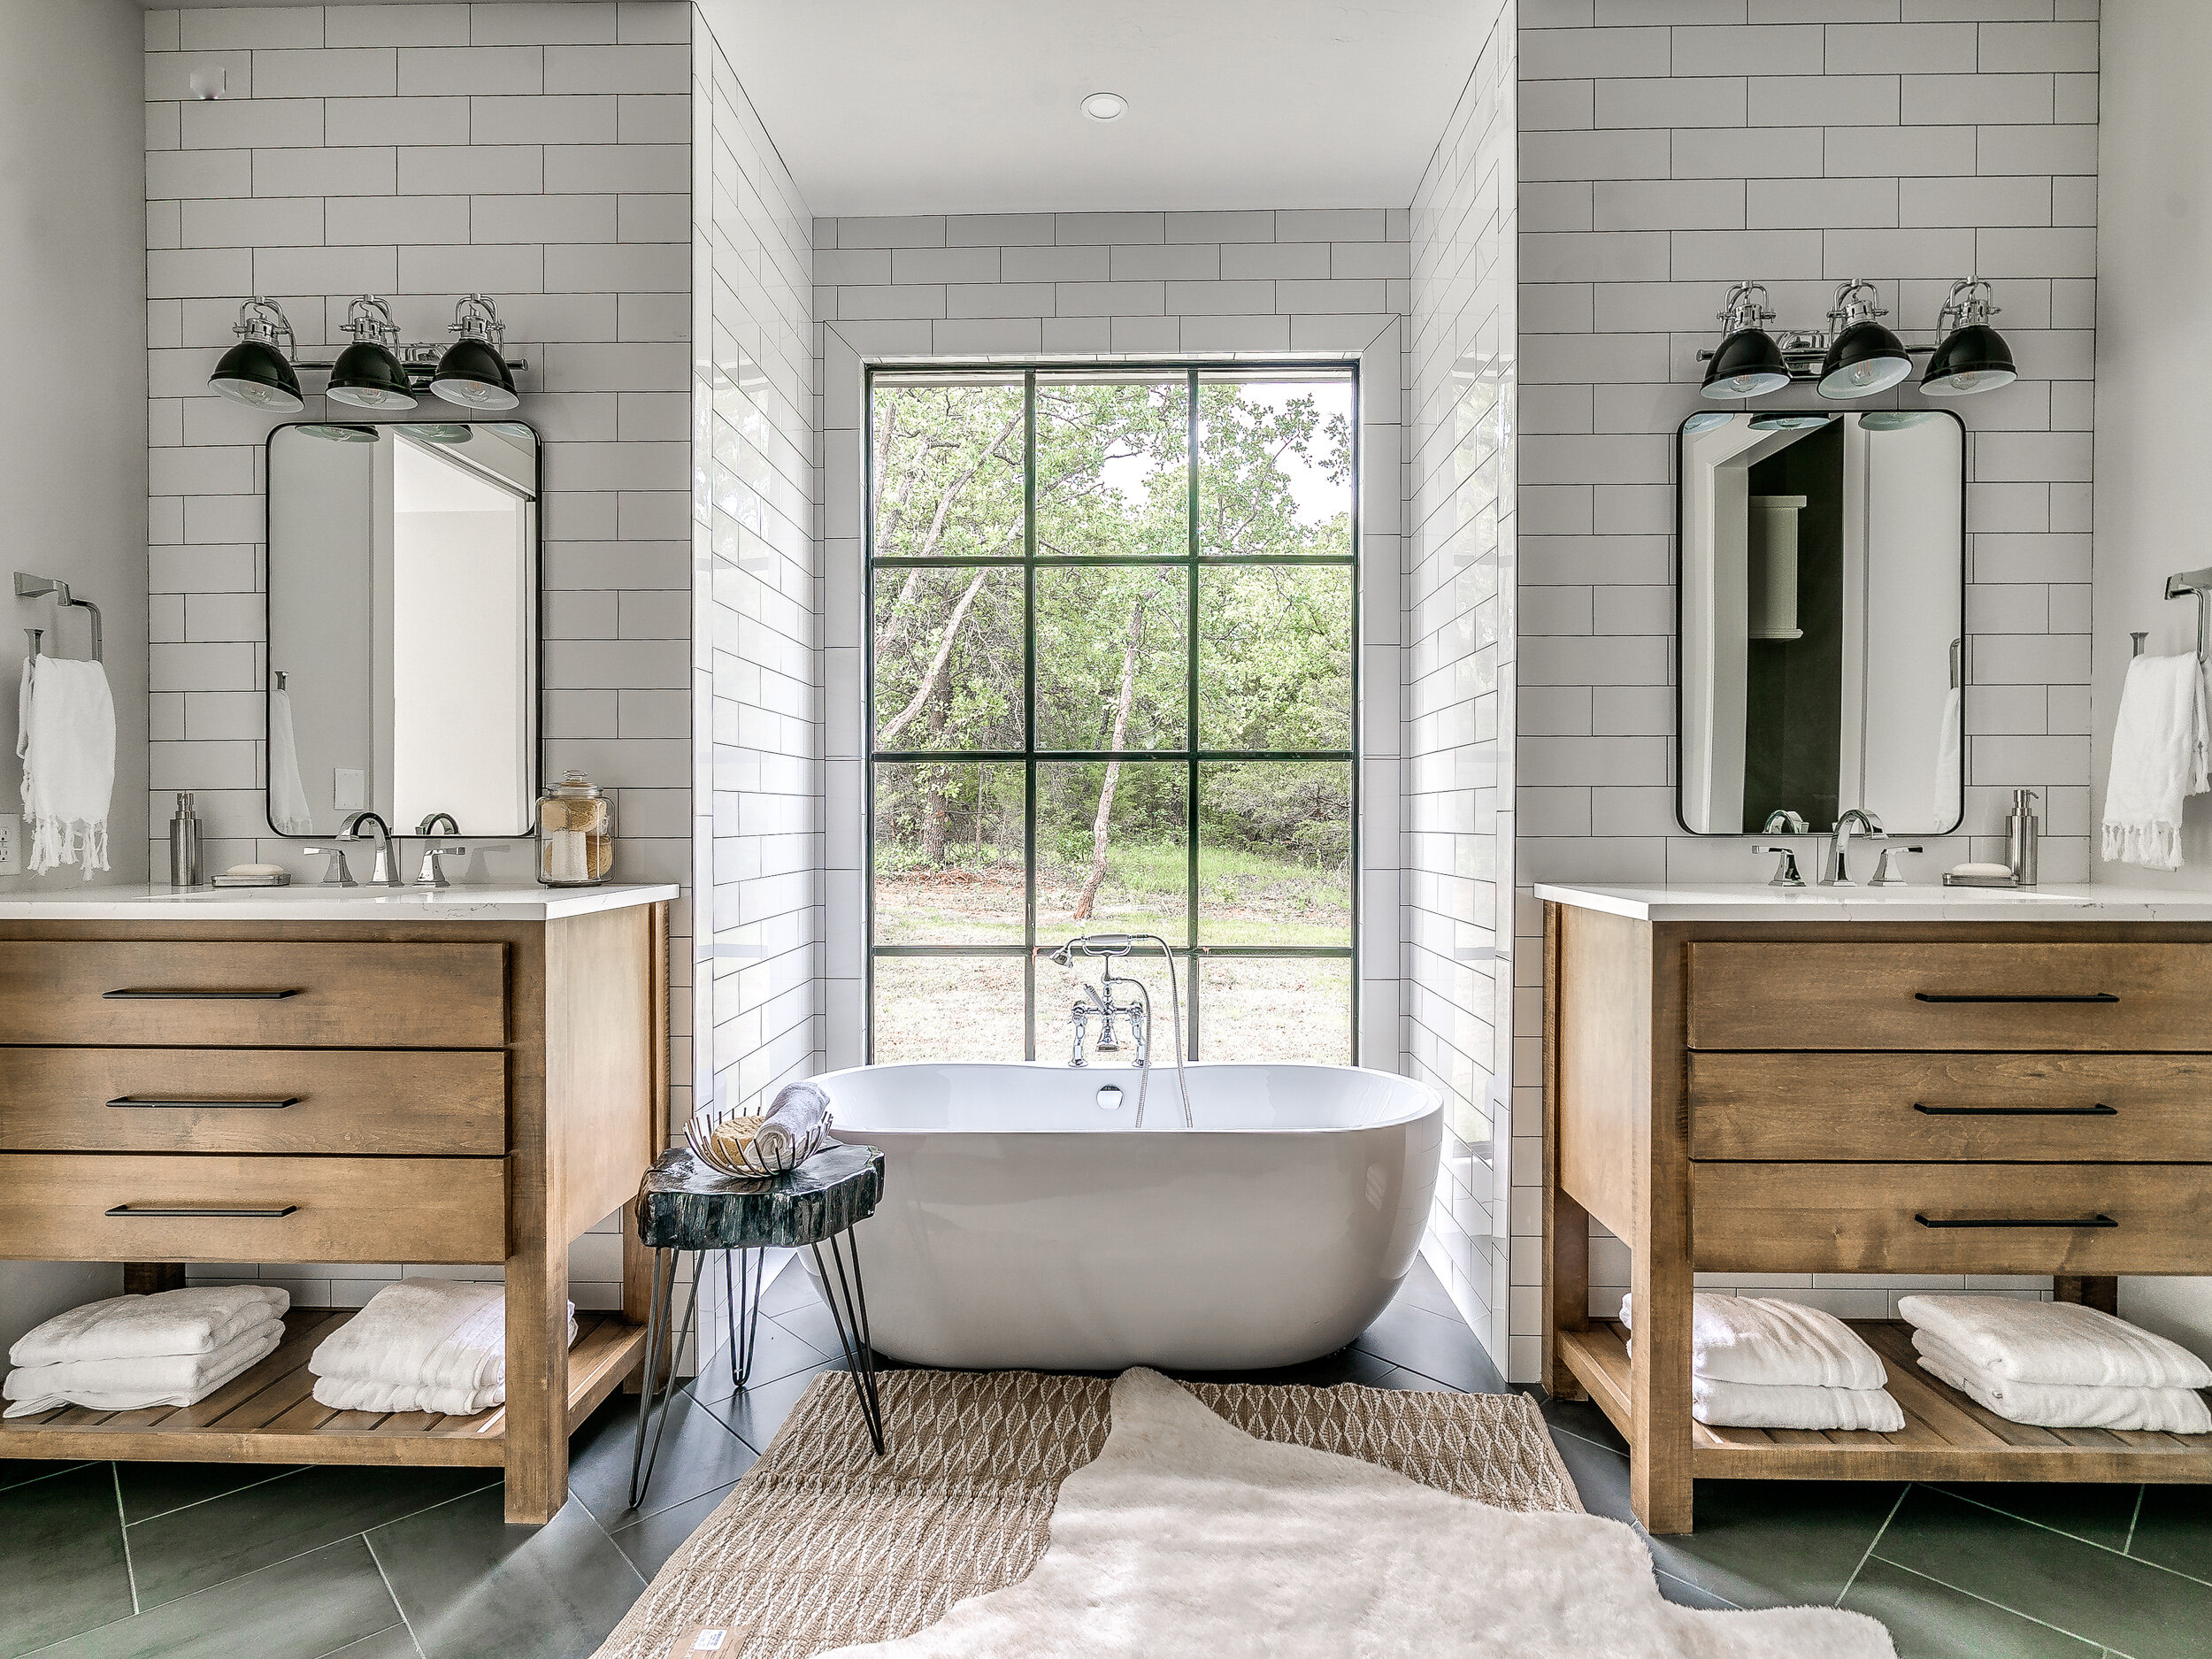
[
  {"xmin": 1686, "ymin": 942, "xmax": 2212, "ymax": 1052},
  {"xmin": 1691, "ymin": 1161, "xmax": 2212, "ymax": 1275},
  {"xmin": 0, "ymin": 941, "xmax": 506, "ymax": 1048},
  {"xmin": 0, "ymin": 1049, "xmax": 507, "ymax": 1156},
  {"xmin": 1688, "ymin": 1052, "xmax": 2212, "ymax": 1162},
  {"xmin": 0, "ymin": 1153, "xmax": 506, "ymax": 1263}
]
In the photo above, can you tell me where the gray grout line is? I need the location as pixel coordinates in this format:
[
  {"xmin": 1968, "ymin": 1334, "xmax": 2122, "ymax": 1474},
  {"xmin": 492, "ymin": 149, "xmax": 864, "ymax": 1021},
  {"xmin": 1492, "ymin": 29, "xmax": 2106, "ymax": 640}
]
[
  {"xmin": 113, "ymin": 1464, "xmax": 141, "ymax": 1617},
  {"xmin": 1655, "ymin": 1567, "xmax": 1740, "ymax": 1611},
  {"xmin": 2122, "ymin": 1485, "xmax": 2145, "ymax": 1555},
  {"xmin": 1862, "ymin": 1555, "xmax": 2120, "ymax": 1654},
  {"xmin": 1833, "ymin": 1483, "xmax": 1910, "ymax": 1607},
  {"xmin": 1934, "ymin": 1486, "xmax": 2212, "ymax": 1592},
  {"xmin": 362, "ymin": 1533, "xmax": 427, "ymax": 1659},
  {"xmin": 123, "ymin": 1464, "xmax": 304, "ymax": 1528}
]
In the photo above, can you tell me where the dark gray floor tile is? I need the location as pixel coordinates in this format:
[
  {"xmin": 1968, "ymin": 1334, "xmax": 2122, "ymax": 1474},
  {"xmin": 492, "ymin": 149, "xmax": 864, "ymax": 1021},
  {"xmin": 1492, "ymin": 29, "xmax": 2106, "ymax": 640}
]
[
  {"xmin": 700, "ymin": 1357, "xmax": 846, "ymax": 1453},
  {"xmin": 1351, "ymin": 1300, "xmax": 1505, "ymax": 1394},
  {"xmin": 1842, "ymin": 1557, "xmax": 2103, "ymax": 1659},
  {"xmin": 127, "ymin": 1464, "xmax": 497, "ymax": 1610},
  {"xmin": 1875, "ymin": 1486, "xmax": 2212, "ymax": 1659},
  {"xmin": 1655, "ymin": 1568, "xmax": 1739, "ymax": 1610},
  {"xmin": 1393, "ymin": 1255, "xmax": 1464, "ymax": 1321},
  {"xmin": 368, "ymin": 1488, "xmax": 644, "ymax": 1659},
  {"xmin": 116, "ymin": 1461, "xmax": 302, "ymax": 1525},
  {"xmin": 770, "ymin": 1301, "xmax": 860, "ymax": 1364},
  {"xmin": 2128, "ymin": 1485, "xmax": 2212, "ymax": 1586},
  {"xmin": 1530, "ymin": 1388, "xmax": 1631, "ymax": 1455},
  {"xmin": 1163, "ymin": 1346, "xmax": 1402, "ymax": 1391},
  {"xmin": 1934, "ymin": 1483, "xmax": 2143, "ymax": 1552},
  {"xmin": 0, "ymin": 1458, "xmax": 87, "ymax": 1494},
  {"xmin": 756, "ymin": 1256, "xmax": 819, "ymax": 1318},
  {"xmin": 35, "ymin": 1536, "xmax": 400, "ymax": 1659},
  {"xmin": 566, "ymin": 1391, "xmax": 758, "ymax": 1531},
  {"xmin": 608, "ymin": 1479, "xmax": 743, "ymax": 1579},
  {"xmin": 1644, "ymin": 1479, "xmax": 1905, "ymax": 1612},
  {"xmin": 1546, "ymin": 1426, "xmax": 1633, "ymax": 1524},
  {"xmin": 0, "ymin": 1461, "xmax": 132, "ymax": 1658},
  {"xmin": 317, "ymin": 1629, "xmax": 419, "ymax": 1659},
  {"xmin": 682, "ymin": 1315, "xmax": 837, "ymax": 1405}
]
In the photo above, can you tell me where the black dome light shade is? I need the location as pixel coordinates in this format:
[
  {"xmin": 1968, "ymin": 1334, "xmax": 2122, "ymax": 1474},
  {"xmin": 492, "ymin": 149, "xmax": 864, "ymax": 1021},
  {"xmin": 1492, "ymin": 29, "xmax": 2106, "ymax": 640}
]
[
  {"xmin": 210, "ymin": 298, "xmax": 303, "ymax": 411},
  {"xmin": 1701, "ymin": 281, "xmax": 1790, "ymax": 400},
  {"xmin": 430, "ymin": 294, "xmax": 520, "ymax": 411},
  {"xmin": 1923, "ymin": 279, "xmax": 2016, "ymax": 396},
  {"xmin": 327, "ymin": 296, "xmax": 418, "ymax": 411},
  {"xmin": 1817, "ymin": 280, "xmax": 1911, "ymax": 399}
]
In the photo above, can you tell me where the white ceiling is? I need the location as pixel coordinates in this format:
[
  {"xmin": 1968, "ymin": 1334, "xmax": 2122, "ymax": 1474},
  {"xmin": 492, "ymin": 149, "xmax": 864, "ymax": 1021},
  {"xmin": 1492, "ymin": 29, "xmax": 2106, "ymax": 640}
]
[{"xmin": 698, "ymin": 0, "xmax": 1486, "ymax": 218}]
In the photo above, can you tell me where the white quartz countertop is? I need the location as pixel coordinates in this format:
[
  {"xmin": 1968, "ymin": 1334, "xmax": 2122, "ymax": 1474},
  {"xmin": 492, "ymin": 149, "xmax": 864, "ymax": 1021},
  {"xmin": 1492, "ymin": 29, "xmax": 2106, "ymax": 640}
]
[
  {"xmin": 0, "ymin": 882, "xmax": 678, "ymax": 922},
  {"xmin": 1534, "ymin": 881, "xmax": 2212, "ymax": 923}
]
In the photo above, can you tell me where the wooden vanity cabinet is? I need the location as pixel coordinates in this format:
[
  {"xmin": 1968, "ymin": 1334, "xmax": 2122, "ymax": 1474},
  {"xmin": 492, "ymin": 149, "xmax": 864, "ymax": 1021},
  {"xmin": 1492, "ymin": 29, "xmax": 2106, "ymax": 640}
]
[
  {"xmin": 0, "ymin": 902, "xmax": 668, "ymax": 1525},
  {"xmin": 1543, "ymin": 902, "xmax": 2212, "ymax": 1534}
]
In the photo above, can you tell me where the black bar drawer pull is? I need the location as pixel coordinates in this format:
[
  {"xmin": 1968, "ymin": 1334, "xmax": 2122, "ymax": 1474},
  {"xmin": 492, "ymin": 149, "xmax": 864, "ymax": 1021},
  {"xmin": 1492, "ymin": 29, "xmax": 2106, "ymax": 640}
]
[
  {"xmin": 103, "ymin": 987, "xmax": 302, "ymax": 1001},
  {"xmin": 1915, "ymin": 1212, "xmax": 2118, "ymax": 1230},
  {"xmin": 1914, "ymin": 992, "xmax": 2118, "ymax": 1004},
  {"xmin": 1913, "ymin": 1102, "xmax": 2118, "ymax": 1118},
  {"xmin": 106, "ymin": 1096, "xmax": 300, "ymax": 1110},
  {"xmin": 104, "ymin": 1203, "xmax": 298, "ymax": 1218}
]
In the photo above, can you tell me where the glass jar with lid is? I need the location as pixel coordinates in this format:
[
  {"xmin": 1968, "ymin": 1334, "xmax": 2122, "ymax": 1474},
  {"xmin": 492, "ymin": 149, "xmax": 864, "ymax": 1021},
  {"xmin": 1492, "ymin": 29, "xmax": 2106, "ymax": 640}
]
[{"xmin": 537, "ymin": 770, "xmax": 613, "ymax": 887}]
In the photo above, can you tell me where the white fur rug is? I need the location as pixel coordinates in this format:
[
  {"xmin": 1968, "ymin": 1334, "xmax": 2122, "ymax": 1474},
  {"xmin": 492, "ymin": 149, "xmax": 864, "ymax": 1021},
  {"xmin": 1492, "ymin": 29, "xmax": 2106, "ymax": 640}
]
[{"xmin": 818, "ymin": 1369, "xmax": 1893, "ymax": 1659}]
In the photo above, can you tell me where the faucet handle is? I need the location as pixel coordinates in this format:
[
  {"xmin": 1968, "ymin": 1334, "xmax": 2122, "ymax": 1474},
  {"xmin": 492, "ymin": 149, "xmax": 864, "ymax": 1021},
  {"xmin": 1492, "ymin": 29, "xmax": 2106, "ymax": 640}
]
[
  {"xmin": 1869, "ymin": 844, "xmax": 1924, "ymax": 887},
  {"xmin": 299, "ymin": 846, "xmax": 357, "ymax": 887},
  {"xmin": 1755, "ymin": 844, "xmax": 1805, "ymax": 888},
  {"xmin": 412, "ymin": 845, "xmax": 467, "ymax": 888}
]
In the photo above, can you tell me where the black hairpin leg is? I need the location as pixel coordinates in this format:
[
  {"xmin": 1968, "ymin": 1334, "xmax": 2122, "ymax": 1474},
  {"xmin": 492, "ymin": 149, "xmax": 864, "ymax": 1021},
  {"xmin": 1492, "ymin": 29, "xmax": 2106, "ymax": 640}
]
[
  {"xmin": 628, "ymin": 1248, "xmax": 703, "ymax": 1510},
  {"xmin": 724, "ymin": 1247, "xmax": 764, "ymax": 1389},
  {"xmin": 810, "ymin": 1230, "xmax": 886, "ymax": 1455}
]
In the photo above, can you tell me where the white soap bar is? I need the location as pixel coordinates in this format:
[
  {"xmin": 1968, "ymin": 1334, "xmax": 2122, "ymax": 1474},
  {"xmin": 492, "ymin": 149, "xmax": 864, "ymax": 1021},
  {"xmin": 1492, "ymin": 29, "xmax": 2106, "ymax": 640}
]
[
  {"xmin": 1948, "ymin": 862, "xmax": 2013, "ymax": 879},
  {"xmin": 224, "ymin": 863, "xmax": 289, "ymax": 879}
]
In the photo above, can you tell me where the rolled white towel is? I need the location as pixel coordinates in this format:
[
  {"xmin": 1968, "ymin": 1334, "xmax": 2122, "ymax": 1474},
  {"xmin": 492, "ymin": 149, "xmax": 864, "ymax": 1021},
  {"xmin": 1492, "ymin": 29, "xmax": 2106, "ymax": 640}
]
[
  {"xmin": 1915, "ymin": 1331, "xmax": 2212, "ymax": 1433},
  {"xmin": 9, "ymin": 1285, "xmax": 289, "ymax": 1368},
  {"xmin": 1899, "ymin": 1294, "xmax": 2212, "ymax": 1391},
  {"xmin": 309, "ymin": 1279, "xmax": 575, "ymax": 1416},
  {"xmin": 747, "ymin": 1079, "xmax": 831, "ymax": 1172},
  {"xmin": 4, "ymin": 1319, "xmax": 282, "ymax": 1417},
  {"xmin": 1618, "ymin": 1292, "xmax": 1888, "ymax": 1392},
  {"xmin": 1693, "ymin": 1376, "xmax": 1905, "ymax": 1432}
]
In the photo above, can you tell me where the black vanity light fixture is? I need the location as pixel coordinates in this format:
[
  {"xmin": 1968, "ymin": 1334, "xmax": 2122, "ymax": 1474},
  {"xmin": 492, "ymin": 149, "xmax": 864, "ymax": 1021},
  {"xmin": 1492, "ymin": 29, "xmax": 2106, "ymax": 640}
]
[
  {"xmin": 1921, "ymin": 278, "xmax": 2017, "ymax": 397},
  {"xmin": 429, "ymin": 295, "xmax": 521, "ymax": 411},
  {"xmin": 326, "ymin": 296, "xmax": 418, "ymax": 411},
  {"xmin": 210, "ymin": 298, "xmax": 304, "ymax": 412},
  {"xmin": 1695, "ymin": 276, "xmax": 2019, "ymax": 402},
  {"xmin": 204, "ymin": 292, "xmax": 526, "ymax": 411},
  {"xmin": 1700, "ymin": 283, "xmax": 1790, "ymax": 401}
]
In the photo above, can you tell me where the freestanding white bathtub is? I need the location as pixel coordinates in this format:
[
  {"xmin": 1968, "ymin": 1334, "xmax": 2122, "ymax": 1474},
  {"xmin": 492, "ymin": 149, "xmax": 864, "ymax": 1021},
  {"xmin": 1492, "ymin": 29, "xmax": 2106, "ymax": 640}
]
[{"xmin": 804, "ymin": 1061, "xmax": 1443, "ymax": 1371}]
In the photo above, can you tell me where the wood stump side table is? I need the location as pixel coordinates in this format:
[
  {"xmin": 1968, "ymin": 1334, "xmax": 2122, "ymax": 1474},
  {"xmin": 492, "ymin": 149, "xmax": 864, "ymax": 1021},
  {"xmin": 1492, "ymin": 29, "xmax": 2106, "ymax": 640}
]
[{"xmin": 628, "ymin": 1142, "xmax": 887, "ymax": 1506}]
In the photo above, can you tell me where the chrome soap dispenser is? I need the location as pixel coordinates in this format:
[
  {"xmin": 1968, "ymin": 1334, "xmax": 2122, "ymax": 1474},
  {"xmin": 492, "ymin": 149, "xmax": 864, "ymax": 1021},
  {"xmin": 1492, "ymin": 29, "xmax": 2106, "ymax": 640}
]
[
  {"xmin": 167, "ymin": 792, "xmax": 203, "ymax": 888},
  {"xmin": 2007, "ymin": 788, "xmax": 2039, "ymax": 887}
]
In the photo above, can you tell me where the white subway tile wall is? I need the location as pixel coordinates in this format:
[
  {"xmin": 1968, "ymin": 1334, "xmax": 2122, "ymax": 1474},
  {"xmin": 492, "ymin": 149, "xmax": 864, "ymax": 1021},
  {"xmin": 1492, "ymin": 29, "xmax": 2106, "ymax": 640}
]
[
  {"xmin": 809, "ymin": 211, "xmax": 1409, "ymax": 1073},
  {"xmin": 1511, "ymin": 5, "xmax": 2099, "ymax": 1382},
  {"xmin": 1407, "ymin": 1, "xmax": 1517, "ymax": 1375},
  {"xmin": 690, "ymin": 4, "xmax": 823, "ymax": 1144},
  {"xmin": 150, "ymin": 0, "xmax": 697, "ymax": 1315}
]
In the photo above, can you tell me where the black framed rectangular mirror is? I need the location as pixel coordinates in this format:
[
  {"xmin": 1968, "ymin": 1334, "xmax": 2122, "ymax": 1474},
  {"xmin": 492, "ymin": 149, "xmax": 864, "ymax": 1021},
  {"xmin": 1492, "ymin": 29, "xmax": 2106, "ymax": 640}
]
[
  {"xmin": 1677, "ymin": 409, "xmax": 1964, "ymax": 836},
  {"xmin": 265, "ymin": 420, "xmax": 540, "ymax": 840}
]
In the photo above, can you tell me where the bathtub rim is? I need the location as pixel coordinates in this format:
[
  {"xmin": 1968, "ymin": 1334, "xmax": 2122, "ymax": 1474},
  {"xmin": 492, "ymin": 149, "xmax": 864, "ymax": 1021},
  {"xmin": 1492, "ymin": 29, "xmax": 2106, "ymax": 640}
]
[{"xmin": 813, "ymin": 1059, "xmax": 1444, "ymax": 1136}]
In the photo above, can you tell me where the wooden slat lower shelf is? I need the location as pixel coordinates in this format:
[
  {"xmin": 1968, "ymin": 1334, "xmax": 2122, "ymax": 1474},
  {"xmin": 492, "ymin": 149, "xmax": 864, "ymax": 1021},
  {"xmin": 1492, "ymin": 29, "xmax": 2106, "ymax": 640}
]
[
  {"xmin": 0, "ymin": 1306, "xmax": 648, "ymax": 1467},
  {"xmin": 1557, "ymin": 1318, "xmax": 2212, "ymax": 1484}
]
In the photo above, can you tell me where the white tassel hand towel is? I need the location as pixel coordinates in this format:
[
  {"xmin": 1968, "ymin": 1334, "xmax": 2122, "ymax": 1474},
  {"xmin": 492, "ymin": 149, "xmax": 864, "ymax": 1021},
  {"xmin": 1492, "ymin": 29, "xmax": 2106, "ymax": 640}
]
[
  {"xmin": 2101, "ymin": 651, "xmax": 2212, "ymax": 871},
  {"xmin": 16, "ymin": 654, "xmax": 115, "ymax": 879},
  {"xmin": 1899, "ymin": 1294, "xmax": 2212, "ymax": 1391},
  {"xmin": 1619, "ymin": 1292, "xmax": 1889, "ymax": 1391},
  {"xmin": 1915, "ymin": 1331, "xmax": 2212, "ymax": 1433},
  {"xmin": 309, "ymin": 1278, "xmax": 576, "ymax": 1417},
  {"xmin": 4, "ymin": 1320, "xmax": 282, "ymax": 1417},
  {"xmin": 9, "ymin": 1285, "xmax": 289, "ymax": 1368},
  {"xmin": 268, "ymin": 683, "xmax": 311, "ymax": 834}
]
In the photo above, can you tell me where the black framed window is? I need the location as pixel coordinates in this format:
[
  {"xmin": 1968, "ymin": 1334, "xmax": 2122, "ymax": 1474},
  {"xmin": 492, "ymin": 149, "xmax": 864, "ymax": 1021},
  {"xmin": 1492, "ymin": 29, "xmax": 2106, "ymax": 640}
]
[{"xmin": 865, "ymin": 364, "xmax": 1358, "ymax": 1064}]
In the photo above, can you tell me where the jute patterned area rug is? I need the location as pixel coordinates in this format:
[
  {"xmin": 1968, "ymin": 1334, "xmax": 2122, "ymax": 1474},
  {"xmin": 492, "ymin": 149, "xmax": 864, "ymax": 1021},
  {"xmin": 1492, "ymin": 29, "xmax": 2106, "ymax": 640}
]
[{"xmin": 592, "ymin": 1365, "xmax": 1584, "ymax": 1659}]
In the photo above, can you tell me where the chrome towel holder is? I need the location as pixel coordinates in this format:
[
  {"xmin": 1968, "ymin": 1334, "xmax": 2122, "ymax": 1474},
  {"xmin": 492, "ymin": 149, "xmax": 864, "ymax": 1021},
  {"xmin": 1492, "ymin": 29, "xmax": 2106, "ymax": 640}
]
[
  {"xmin": 14, "ymin": 572, "xmax": 104, "ymax": 662},
  {"xmin": 2138, "ymin": 566, "xmax": 2212, "ymax": 662}
]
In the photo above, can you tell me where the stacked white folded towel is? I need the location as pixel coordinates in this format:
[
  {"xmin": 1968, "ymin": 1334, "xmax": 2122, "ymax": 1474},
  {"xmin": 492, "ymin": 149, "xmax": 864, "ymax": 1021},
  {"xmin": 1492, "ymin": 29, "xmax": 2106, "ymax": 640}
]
[
  {"xmin": 1621, "ymin": 1292, "xmax": 1905, "ymax": 1432},
  {"xmin": 1901, "ymin": 1294, "xmax": 2212, "ymax": 1433},
  {"xmin": 4, "ymin": 1286, "xmax": 288, "ymax": 1417},
  {"xmin": 310, "ymin": 1278, "xmax": 577, "ymax": 1417}
]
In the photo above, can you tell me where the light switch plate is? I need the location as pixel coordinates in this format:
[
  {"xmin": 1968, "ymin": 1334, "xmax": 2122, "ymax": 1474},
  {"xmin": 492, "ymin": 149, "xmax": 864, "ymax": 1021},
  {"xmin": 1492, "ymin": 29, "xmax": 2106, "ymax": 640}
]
[
  {"xmin": 334, "ymin": 768, "xmax": 365, "ymax": 810},
  {"xmin": 0, "ymin": 813, "xmax": 19, "ymax": 875}
]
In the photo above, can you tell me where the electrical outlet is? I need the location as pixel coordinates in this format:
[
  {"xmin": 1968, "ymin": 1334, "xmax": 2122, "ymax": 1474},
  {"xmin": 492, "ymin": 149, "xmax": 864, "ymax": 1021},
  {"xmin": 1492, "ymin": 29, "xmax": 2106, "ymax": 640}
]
[
  {"xmin": 334, "ymin": 768, "xmax": 365, "ymax": 811},
  {"xmin": 0, "ymin": 813, "xmax": 19, "ymax": 875}
]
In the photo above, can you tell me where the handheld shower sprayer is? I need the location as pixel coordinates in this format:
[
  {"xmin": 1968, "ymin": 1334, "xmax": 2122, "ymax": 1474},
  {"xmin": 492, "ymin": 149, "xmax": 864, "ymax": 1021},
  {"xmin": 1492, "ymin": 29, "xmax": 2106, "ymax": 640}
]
[{"xmin": 1042, "ymin": 933, "xmax": 1190, "ymax": 1127}]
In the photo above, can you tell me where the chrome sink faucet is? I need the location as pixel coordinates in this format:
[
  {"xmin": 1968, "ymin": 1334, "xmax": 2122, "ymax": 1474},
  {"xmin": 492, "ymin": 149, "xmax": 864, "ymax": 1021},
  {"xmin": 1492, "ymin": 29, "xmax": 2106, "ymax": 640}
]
[
  {"xmin": 1823, "ymin": 807, "xmax": 1885, "ymax": 887},
  {"xmin": 412, "ymin": 812, "xmax": 466, "ymax": 887},
  {"xmin": 340, "ymin": 810, "xmax": 403, "ymax": 887}
]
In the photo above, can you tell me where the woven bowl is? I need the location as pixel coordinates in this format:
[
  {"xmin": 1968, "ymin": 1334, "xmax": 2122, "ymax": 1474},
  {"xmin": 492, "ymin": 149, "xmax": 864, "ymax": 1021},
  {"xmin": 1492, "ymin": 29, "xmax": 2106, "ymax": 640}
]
[{"xmin": 686, "ymin": 1102, "xmax": 829, "ymax": 1179}]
